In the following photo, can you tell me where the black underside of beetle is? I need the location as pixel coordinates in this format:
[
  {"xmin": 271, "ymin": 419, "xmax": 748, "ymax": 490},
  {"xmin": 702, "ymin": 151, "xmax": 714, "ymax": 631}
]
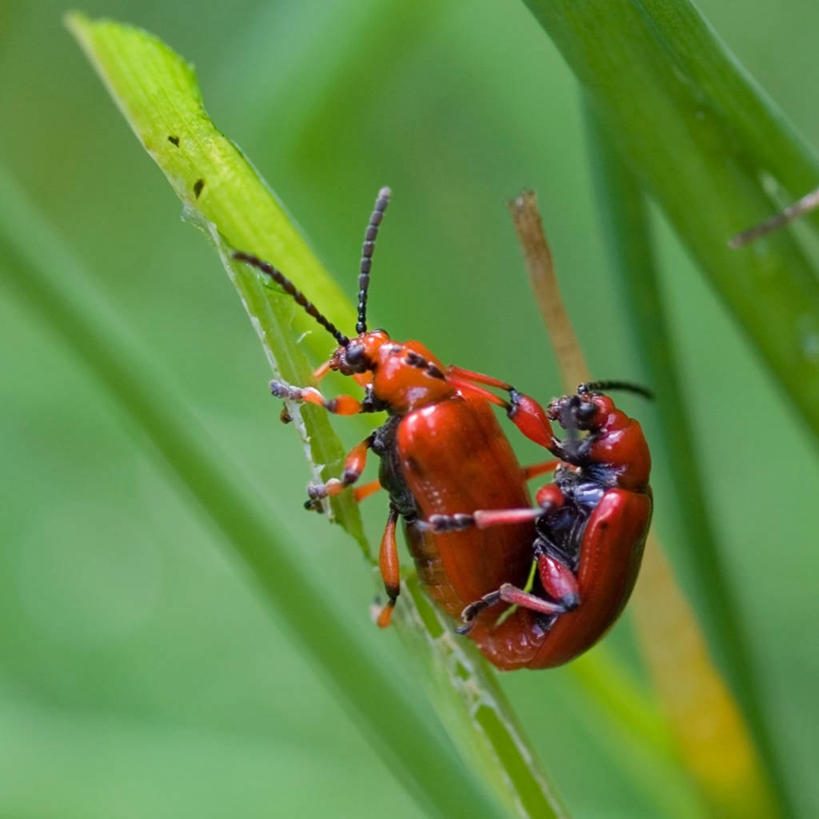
[
  {"xmin": 535, "ymin": 467, "xmax": 604, "ymax": 572},
  {"xmin": 370, "ymin": 415, "xmax": 419, "ymax": 522}
]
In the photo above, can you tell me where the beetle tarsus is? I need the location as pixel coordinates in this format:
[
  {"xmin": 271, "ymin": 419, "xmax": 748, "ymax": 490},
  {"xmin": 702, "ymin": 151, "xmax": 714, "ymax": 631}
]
[
  {"xmin": 270, "ymin": 379, "xmax": 302, "ymax": 400},
  {"xmin": 459, "ymin": 590, "xmax": 501, "ymax": 628}
]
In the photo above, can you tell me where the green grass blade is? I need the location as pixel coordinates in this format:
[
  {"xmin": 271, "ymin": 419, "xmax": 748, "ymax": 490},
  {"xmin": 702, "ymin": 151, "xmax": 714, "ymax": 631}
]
[
  {"xmin": 398, "ymin": 579, "xmax": 568, "ymax": 819},
  {"xmin": 521, "ymin": 0, "xmax": 819, "ymax": 440},
  {"xmin": 631, "ymin": 0, "xmax": 819, "ymax": 211},
  {"xmin": 63, "ymin": 14, "xmax": 568, "ymax": 817},
  {"xmin": 66, "ymin": 11, "xmax": 365, "ymax": 547},
  {"xmin": 585, "ymin": 105, "xmax": 784, "ymax": 817},
  {"xmin": 0, "ymin": 165, "xmax": 512, "ymax": 819}
]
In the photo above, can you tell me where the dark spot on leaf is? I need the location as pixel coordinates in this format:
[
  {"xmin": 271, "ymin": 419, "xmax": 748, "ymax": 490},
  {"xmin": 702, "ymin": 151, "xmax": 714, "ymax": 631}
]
[
  {"xmin": 193, "ymin": 178, "xmax": 205, "ymax": 198},
  {"xmin": 167, "ymin": 135, "xmax": 180, "ymax": 146}
]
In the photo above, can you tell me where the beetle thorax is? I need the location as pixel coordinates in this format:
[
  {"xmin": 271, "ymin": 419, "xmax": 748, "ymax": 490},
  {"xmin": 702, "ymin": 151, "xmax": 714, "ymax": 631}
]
[{"xmin": 373, "ymin": 339, "xmax": 456, "ymax": 413}]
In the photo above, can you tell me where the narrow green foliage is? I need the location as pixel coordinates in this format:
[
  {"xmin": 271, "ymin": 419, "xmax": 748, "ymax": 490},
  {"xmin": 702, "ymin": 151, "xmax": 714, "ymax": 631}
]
[
  {"xmin": 67, "ymin": 12, "xmax": 365, "ymax": 545},
  {"xmin": 522, "ymin": 0, "xmax": 819, "ymax": 439},
  {"xmin": 585, "ymin": 107, "xmax": 784, "ymax": 817},
  {"xmin": 0, "ymin": 166, "xmax": 511, "ymax": 819},
  {"xmin": 399, "ymin": 579, "xmax": 568, "ymax": 819}
]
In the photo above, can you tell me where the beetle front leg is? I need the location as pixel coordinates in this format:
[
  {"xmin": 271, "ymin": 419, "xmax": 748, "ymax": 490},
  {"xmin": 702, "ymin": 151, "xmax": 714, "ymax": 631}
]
[
  {"xmin": 521, "ymin": 459, "xmax": 561, "ymax": 481},
  {"xmin": 446, "ymin": 366, "xmax": 561, "ymax": 454},
  {"xmin": 353, "ymin": 479, "xmax": 383, "ymax": 503},
  {"xmin": 506, "ymin": 389, "xmax": 565, "ymax": 454},
  {"xmin": 376, "ymin": 507, "xmax": 400, "ymax": 628},
  {"xmin": 271, "ymin": 379, "xmax": 366, "ymax": 416},
  {"xmin": 306, "ymin": 434, "xmax": 374, "ymax": 508}
]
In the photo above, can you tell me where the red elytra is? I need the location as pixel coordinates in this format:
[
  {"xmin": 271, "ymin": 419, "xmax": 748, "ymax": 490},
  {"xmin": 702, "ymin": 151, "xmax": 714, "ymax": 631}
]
[
  {"xmin": 379, "ymin": 395, "xmax": 535, "ymax": 620},
  {"xmin": 233, "ymin": 188, "xmax": 652, "ymax": 670},
  {"xmin": 447, "ymin": 386, "xmax": 653, "ymax": 669}
]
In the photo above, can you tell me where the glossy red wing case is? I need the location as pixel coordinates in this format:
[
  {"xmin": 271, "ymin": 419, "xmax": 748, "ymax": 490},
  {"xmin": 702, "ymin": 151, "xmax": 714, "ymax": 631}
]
[
  {"xmin": 470, "ymin": 489, "xmax": 652, "ymax": 670},
  {"xmin": 398, "ymin": 397, "xmax": 534, "ymax": 617}
]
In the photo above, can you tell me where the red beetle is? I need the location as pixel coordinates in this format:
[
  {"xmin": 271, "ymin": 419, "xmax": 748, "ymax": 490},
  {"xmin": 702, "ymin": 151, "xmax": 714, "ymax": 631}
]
[
  {"xmin": 425, "ymin": 381, "xmax": 652, "ymax": 669},
  {"xmin": 233, "ymin": 188, "xmax": 651, "ymax": 669}
]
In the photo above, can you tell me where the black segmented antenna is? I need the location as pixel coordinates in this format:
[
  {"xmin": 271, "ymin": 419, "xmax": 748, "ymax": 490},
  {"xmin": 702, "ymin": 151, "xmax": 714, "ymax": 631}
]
[
  {"xmin": 356, "ymin": 187, "xmax": 391, "ymax": 334},
  {"xmin": 578, "ymin": 380, "xmax": 654, "ymax": 400},
  {"xmin": 233, "ymin": 251, "xmax": 350, "ymax": 347}
]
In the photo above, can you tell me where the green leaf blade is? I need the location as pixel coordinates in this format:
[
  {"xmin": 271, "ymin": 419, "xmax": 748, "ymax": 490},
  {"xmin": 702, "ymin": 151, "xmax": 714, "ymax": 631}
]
[
  {"xmin": 522, "ymin": 0, "xmax": 819, "ymax": 439},
  {"xmin": 585, "ymin": 105, "xmax": 782, "ymax": 818},
  {"xmin": 67, "ymin": 11, "xmax": 365, "ymax": 544}
]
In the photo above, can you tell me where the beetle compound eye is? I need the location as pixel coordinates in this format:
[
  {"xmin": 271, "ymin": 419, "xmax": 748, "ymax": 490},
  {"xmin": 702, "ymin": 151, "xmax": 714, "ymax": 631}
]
[
  {"xmin": 576, "ymin": 401, "xmax": 597, "ymax": 425},
  {"xmin": 346, "ymin": 343, "xmax": 365, "ymax": 363},
  {"xmin": 341, "ymin": 342, "xmax": 369, "ymax": 374}
]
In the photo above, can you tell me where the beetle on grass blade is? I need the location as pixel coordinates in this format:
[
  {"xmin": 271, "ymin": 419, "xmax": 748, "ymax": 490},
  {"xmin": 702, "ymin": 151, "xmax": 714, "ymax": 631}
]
[
  {"xmin": 425, "ymin": 380, "xmax": 653, "ymax": 668},
  {"xmin": 233, "ymin": 188, "xmax": 652, "ymax": 669}
]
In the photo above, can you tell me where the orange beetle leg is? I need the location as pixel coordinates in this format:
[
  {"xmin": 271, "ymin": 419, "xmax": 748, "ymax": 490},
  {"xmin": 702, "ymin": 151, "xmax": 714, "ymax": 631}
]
[
  {"xmin": 473, "ymin": 508, "xmax": 541, "ymax": 528},
  {"xmin": 417, "ymin": 482, "xmax": 565, "ymax": 534},
  {"xmin": 506, "ymin": 391, "xmax": 559, "ymax": 450},
  {"xmin": 498, "ymin": 583, "xmax": 572, "ymax": 615},
  {"xmin": 270, "ymin": 380, "xmax": 364, "ymax": 416},
  {"xmin": 521, "ymin": 459, "xmax": 560, "ymax": 481},
  {"xmin": 307, "ymin": 435, "xmax": 374, "ymax": 503},
  {"xmin": 446, "ymin": 365, "xmax": 513, "ymax": 391},
  {"xmin": 312, "ymin": 360, "xmax": 332, "ymax": 382},
  {"xmin": 535, "ymin": 482, "xmax": 565, "ymax": 510},
  {"xmin": 446, "ymin": 377, "xmax": 507, "ymax": 408},
  {"xmin": 457, "ymin": 581, "xmax": 571, "ymax": 635},
  {"xmin": 353, "ymin": 371, "xmax": 374, "ymax": 387},
  {"xmin": 417, "ymin": 506, "xmax": 539, "ymax": 534},
  {"xmin": 377, "ymin": 508, "xmax": 400, "ymax": 628},
  {"xmin": 353, "ymin": 479, "xmax": 383, "ymax": 503},
  {"xmin": 446, "ymin": 367, "xmax": 559, "ymax": 453}
]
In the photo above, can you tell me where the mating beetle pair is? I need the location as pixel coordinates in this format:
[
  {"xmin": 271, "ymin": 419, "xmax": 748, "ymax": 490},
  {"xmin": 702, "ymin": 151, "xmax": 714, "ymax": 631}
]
[{"xmin": 234, "ymin": 188, "xmax": 652, "ymax": 670}]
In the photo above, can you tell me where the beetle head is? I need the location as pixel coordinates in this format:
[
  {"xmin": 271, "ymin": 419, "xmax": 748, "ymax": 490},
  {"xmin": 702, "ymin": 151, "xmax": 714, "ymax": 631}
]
[
  {"xmin": 548, "ymin": 393, "xmax": 613, "ymax": 434},
  {"xmin": 331, "ymin": 330, "xmax": 390, "ymax": 375}
]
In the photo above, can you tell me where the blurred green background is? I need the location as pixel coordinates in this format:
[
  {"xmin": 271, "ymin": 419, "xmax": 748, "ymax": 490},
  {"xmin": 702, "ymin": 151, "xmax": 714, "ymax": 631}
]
[{"xmin": 1, "ymin": 1, "xmax": 817, "ymax": 817}]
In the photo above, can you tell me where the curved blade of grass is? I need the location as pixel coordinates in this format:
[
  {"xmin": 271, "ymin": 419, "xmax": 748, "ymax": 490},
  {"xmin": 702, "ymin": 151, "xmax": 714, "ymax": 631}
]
[
  {"xmin": 631, "ymin": 0, "xmax": 819, "ymax": 227},
  {"xmin": 521, "ymin": 0, "xmax": 819, "ymax": 441},
  {"xmin": 0, "ymin": 165, "xmax": 511, "ymax": 819},
  {"xmin": 585, "ymin": 108, "xmax": 782, "ymax": 817},
  {"xmin": 507, "ymin": 188, "xmax": 777, "ymax": 814},
  {"xmin": 507, "ymin": 190, "xmax": 679, "ymax": 756},
  {"xmin": 397, "ymin": 578, "xmax": 568, "ymax": 819},
  {"xmin": 64, "ymin": 14, "xmax": 567, "ymax": 817},
  {"xmin": 67, "ymin": 11, "xmax": 365, "ymax": 547}
]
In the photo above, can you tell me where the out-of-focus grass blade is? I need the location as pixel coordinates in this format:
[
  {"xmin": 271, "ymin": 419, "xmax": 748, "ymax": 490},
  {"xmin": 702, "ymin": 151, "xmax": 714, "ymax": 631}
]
[
  {"xmin": 631, "ymin": 1, "xmax": 819, "ymax": 223},
  {"xmin": 65, "ymin": 14, "xmax": 567, "ymax": 817},
  {"xmin": 397, "ymin": 579, "xmax": 568, "ymax": 819},
  {"xmin": 508, "ymin": 188, "xmax": 777, "ymax": 815},
  {"xmin": 585, "ymin": 109, "xmax": 782, "ymax": 817},
  {"xmin": 633, "ymin": 536, "xmax": 779, "ymax": 818},
  {"xmin": 66, "ymin": 11, "xmax": 365, "ymax": 546},
  {"xmin": 521, "ymin": 0, "xmax": 819, "ymax": 441},
  {"xmin": 0, "ymin": 165, "xmax": 503, "ymax": 819}
]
